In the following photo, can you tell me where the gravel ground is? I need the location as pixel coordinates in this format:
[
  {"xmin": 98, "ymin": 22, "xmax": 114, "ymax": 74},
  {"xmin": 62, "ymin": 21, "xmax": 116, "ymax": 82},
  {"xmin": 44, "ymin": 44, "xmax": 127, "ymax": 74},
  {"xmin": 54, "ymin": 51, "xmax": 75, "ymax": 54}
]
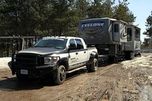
[
  {"xmin": 121, "ymin": 53, "xmax": 152, "ymax": 101},
  {"xmin": 0, "ymin": 53, "xmax": 152, "ymax": 101}
]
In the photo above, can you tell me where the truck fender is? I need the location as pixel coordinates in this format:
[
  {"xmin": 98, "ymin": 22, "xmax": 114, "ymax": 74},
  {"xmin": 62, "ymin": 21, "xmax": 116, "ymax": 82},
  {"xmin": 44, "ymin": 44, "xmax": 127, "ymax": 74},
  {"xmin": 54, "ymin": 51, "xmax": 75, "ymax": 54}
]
[
  {"xmin": 90, "ymin": 51, "xmax": 98, "ymax": 58},
  {"xmin": 57, "ymin": 58, "xmax": 69, "ymax": 70},
  {"xmin": 88, "ymin": 51, "xmax": 98, "ymax": 64}
]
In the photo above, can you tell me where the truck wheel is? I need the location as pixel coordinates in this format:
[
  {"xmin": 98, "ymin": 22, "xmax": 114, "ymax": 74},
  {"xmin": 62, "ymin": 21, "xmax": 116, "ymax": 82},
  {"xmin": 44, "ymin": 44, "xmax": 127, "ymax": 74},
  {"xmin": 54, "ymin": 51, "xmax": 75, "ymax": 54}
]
[
  {"xmin": 53, "ymin": 65, "xmax": 66, "ymax": 85},
  {"xmin": 138, "ymin": 53, "xmax": 141, "ymax": 57},
  {"xmin": 87, "ymin": 58, "xmax": 98, "ymax": 72}
]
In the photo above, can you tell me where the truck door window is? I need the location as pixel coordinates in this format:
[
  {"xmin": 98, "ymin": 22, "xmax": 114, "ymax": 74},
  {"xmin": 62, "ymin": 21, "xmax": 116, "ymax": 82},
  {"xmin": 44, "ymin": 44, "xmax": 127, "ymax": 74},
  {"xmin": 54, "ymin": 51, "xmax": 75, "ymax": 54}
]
[
  {"xmin": 127, "ymin": 28, "xmax": 132, "ymax": 41},
  {"xmin": 75, "ymin": 39, "xmax": 84, "ymax": 49},
  {"xmin": 69, "ymin": 39, "xmax": 77, "ymax": 50}
]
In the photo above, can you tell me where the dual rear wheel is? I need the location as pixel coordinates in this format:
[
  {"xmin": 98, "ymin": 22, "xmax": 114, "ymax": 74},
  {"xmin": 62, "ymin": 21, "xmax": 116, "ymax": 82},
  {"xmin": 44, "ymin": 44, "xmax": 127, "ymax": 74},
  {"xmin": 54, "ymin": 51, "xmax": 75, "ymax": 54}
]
[{"xmin": 87, "ymin": 58, "xmax": 98, "ymax": 72}]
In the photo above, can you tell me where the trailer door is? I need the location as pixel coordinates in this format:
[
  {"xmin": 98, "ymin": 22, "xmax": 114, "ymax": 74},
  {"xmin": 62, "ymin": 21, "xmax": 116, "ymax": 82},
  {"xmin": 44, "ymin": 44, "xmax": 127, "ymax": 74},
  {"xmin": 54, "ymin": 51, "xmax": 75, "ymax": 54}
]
[{"xmin": 112, "ymin": 22, "xmax": 120, "ymax": 42}]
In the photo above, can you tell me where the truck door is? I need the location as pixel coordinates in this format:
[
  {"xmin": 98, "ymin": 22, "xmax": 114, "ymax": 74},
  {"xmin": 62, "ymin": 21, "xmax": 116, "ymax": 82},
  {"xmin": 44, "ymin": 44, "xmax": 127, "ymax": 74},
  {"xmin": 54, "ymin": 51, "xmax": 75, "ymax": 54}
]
[
  {"xmin": 75, "ymin": 39, "xmax": 88, "ymax": 66},
  {"xmin": 68, "ymin": 39, "xmax": 79, "ymax": 70}
]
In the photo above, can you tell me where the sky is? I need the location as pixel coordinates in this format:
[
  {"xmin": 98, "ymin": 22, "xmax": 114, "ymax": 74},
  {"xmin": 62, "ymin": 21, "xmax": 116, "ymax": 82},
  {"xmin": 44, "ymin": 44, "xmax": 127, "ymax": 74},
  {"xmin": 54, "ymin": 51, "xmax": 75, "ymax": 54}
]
[{"xmin": 127, "ymin": 0, "xmax": 152, "ymax": 42}]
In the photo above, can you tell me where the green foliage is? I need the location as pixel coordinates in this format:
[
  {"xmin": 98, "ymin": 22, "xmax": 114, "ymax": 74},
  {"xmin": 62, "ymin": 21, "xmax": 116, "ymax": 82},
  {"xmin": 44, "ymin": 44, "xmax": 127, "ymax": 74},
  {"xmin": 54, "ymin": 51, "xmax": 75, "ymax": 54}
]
[
  {"xmin": 113, "ymin": 1, "xmax": 135, "ymax": 23},
  {"xmin": 87, "ymin": 0, "xmax": 113, "ymax": 18},
  {"xmin": 0, "ymin": 0, "xmax": 53, "ymax": 36},
  {"xmin": 75, "ymin": 0, "xmax": 89, "ymax": 18},
  {"xmin": 144, "ymin": 12, "xmax": 152, "ymax": 37},
  {"xmin": 0, "ymin": 0, "xmax": 136, "ymax": 36}
]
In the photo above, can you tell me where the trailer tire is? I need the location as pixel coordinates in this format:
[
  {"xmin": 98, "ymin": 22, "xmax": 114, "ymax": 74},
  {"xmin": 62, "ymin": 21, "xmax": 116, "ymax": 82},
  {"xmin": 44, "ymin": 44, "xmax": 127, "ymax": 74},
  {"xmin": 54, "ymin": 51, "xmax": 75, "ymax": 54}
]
[
  {"xmin": 125, "ymin": 52, "xmax": 134, "ymax": 60},
  {"xmin": 87, "ymin": 58, "xmax": 98, "ymax": 72},
  {"xmin": 129, "ymin": 52, "xmax": 134, "ymax": 59},
  {"xmin": 53, "ymin": 65, "xmax": 66, "ymax": 85}
]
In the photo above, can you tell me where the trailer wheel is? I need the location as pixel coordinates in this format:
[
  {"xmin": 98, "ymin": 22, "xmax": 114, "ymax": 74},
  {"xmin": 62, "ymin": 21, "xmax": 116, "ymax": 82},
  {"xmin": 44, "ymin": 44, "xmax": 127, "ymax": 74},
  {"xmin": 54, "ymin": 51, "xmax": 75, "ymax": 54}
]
[
  {"xmin": 129, "ymin": 52, "xmax": 134, "ymax": 59},
  {"xmin": 138, "ymin": 53, "xmax": 141, "ymax": 57},
  {"xmin": 125, "ymin": 52, "xmax": 134, "ymax": 60},
  {"xmin": 87, "ymin": 58, "xmax": 98, "ymax": 72},
  {"xmin": 135, "ymin": 52, "xmax": 141, "ymax": 57},
  {"xmin": 53, "ymin": 65, "xmax": 66, "ymax": 85}
]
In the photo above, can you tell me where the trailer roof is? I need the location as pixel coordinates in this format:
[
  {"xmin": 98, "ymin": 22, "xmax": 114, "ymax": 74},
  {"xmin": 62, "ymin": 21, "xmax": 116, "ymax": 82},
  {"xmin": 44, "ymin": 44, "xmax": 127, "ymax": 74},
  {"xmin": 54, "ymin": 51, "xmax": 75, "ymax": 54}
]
[
  {"xmin": 127, "ymin": 24, "xmax": 141, "ymax": 30},
  {"xmin": 81, "ymin": 17, "xmax": 128, "ymax": 24},
  {"xmin": 81, "ymin": 17, "xmax": 116, "ymax": 21}
]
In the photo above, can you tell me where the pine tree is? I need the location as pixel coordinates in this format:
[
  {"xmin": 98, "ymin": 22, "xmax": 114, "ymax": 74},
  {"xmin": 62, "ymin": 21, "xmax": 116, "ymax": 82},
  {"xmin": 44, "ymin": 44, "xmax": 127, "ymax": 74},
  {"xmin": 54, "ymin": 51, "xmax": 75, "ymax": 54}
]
[
  {"xmin": 0, "ymin": 0, "xmax": 136, "ymax": 36},
  {"xmin": 0, "ymin": 0, "xmax": 53, "ymax": 36},
  {"xmin": 113, "ymin": 1, "xmax": 135, "ymax": 23},
  {"xmin": 87, "ymin": 0, "xmax": 113, "ymax": 18},
  {"xmin": 144, "ymin": 12, "xmax": 152, "ymax": 37}
]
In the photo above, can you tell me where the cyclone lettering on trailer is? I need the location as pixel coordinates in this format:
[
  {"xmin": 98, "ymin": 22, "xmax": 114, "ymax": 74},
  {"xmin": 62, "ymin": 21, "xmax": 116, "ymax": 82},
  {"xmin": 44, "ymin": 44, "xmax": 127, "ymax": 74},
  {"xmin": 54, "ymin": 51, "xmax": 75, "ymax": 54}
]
[{"xmin": 81, "ymin": 23, "xmax": 104, "ymax": 28}]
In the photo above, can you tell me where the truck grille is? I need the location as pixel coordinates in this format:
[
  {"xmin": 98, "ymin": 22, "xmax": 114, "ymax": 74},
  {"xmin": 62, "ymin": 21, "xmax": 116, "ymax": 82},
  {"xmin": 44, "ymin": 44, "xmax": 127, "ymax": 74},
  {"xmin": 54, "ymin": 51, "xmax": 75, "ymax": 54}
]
[{"xmin": 16, "ymin": 53, "xmax": 44, "ymax": 66}]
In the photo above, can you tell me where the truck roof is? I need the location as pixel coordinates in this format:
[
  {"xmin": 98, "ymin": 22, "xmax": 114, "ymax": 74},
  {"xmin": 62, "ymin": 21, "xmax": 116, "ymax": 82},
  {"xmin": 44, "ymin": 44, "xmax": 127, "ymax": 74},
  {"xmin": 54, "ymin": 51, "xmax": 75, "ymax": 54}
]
[{"xmin": 42, "ymin": 36, "xmax": 82, "ymax": 40}]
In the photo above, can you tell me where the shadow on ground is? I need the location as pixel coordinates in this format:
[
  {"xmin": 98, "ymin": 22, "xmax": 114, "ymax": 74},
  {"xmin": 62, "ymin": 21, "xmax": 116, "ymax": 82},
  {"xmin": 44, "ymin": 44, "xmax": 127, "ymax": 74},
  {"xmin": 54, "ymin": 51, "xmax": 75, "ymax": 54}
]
[
  {"xmin": 0, "ymin": 62, "xmax": 113, "ymax": 91},
  {"xmin": 0, "ymin": 69, "xmax": 88, "ymax": 91}
]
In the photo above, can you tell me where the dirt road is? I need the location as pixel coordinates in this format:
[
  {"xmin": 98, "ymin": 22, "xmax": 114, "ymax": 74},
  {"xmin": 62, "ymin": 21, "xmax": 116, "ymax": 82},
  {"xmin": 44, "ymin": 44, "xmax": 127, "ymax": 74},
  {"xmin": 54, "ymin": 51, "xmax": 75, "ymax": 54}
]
[{"xmin": 0, "ymin": 53, "xmax": 152, "ymax": 101}]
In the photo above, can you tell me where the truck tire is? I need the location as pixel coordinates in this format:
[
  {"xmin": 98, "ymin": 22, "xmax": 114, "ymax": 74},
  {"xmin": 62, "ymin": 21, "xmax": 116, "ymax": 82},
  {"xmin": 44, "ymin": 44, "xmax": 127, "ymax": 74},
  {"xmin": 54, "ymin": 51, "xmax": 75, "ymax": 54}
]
[
  {"xmin": 53, "ymin": 65, "xmax": 66, "ymax": 85},
  {"xmin": 87, "ymin": 58, "xmax": 98, "ymax": 72}
]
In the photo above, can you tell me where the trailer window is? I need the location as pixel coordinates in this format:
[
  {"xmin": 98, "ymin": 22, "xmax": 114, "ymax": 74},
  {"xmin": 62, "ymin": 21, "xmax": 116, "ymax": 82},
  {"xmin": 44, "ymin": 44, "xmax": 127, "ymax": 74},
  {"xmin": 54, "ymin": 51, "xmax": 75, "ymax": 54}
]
[
  {"xmin": 127, "ymin": 28, "xmax": 132, "ymax": 41},
  {"xmin": 114, "ymin": 24, "xmax": 119, "ymax": 33},
  {"xmin": 135, "ymin": 29, "xmax": 140, "ymax": 40},
  {"xmin": 75, "ymin": 39, "xmax": 84, "ymax": 49}
]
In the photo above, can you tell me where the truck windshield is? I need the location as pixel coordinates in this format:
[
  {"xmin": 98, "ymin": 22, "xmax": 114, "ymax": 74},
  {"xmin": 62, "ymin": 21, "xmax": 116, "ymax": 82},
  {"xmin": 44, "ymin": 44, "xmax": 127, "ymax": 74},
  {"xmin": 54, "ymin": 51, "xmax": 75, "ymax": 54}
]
[{"xmin": 34, "ymin": 39, "xmax": 67, "ymax": 49}]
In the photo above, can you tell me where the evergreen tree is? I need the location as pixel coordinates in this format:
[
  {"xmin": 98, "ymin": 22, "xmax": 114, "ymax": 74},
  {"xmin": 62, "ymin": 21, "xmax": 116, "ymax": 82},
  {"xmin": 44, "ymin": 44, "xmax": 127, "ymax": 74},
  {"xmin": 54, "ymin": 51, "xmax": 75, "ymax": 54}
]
[
  {"xmin": 0, "ymin": 0, "xmax": 53, "ymax": 36},
  {"xmin": 113, "ymin": 1, "xmax": 135, "ymax": 23},
  {"xmin": 0, "ymin": 0, "xmax": 136, "ymax": 36},
  {"xmin": 87, "ymin": 0, "xmax": 113, "ymax": 18},
  {"xmin": 75, "ymin": 0, "xmax": 89, "ymax": 18},
  {"xmin": 144, "ymin": 12, "xmax": 152, "ymax": 37},
  {"xmin": 50, "ymin": 0, "xmax": 75, "ymax": 36}
]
